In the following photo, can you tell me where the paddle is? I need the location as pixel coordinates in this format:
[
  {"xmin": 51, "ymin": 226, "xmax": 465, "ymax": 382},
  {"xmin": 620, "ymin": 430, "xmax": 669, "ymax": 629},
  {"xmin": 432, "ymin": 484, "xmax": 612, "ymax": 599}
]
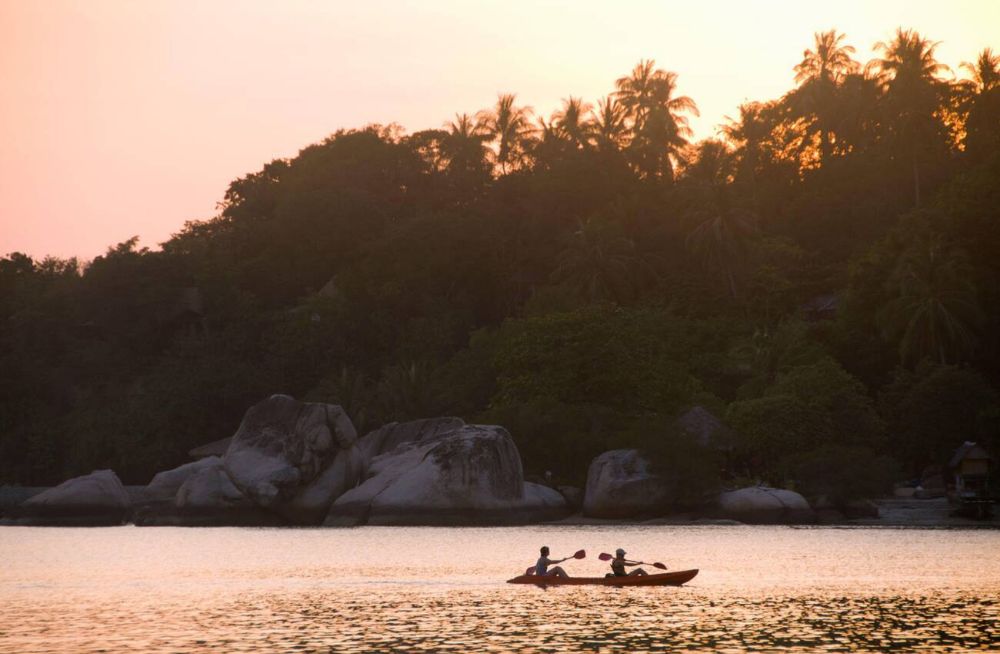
[
  {"xmin": 599, "ymin": 552, "xmax": 668, "ymax": 570},
  {"xmin": 525, "ymin": 549, "xmax": 586, "ymax": 575}
]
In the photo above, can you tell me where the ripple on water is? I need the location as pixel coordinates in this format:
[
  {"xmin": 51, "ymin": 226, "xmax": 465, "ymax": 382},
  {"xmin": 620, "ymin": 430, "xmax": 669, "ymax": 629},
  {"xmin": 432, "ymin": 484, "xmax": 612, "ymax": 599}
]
[
  {"xmin": 2, "ymin": 588, "xmax": 998, "ymax": 653},
  {"xmin": 1, "ymin": 525, "xmax": 999, "ymax": 652}
]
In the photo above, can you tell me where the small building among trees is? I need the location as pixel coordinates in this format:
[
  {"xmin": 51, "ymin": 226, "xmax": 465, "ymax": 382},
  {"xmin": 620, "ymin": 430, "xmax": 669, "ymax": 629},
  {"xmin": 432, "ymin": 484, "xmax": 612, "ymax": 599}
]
[{"xmin": 949, "ymin": 441, "xmax": 993, "ymax": 518}]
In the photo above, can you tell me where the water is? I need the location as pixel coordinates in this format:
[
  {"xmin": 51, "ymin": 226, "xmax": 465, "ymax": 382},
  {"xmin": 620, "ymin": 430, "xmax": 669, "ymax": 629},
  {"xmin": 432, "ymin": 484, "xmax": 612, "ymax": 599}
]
[{"xmin": 1, "ymin": 525, "xmax": 998, "ymax": 652}]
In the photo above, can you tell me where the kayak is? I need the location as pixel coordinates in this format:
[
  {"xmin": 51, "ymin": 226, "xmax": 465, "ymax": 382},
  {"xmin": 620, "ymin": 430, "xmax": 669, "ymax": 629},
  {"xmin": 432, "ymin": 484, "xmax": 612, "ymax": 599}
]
[{"xmin": 507, "ymin": 569, "xmax": 698, "ymax": 586}]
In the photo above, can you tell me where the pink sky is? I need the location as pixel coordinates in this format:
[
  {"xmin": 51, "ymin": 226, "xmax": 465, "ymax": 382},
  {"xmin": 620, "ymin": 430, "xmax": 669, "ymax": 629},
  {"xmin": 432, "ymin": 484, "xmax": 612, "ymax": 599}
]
[{"xmin": 1, "ymin": 0, "xmax": 997, "ymax": 260}]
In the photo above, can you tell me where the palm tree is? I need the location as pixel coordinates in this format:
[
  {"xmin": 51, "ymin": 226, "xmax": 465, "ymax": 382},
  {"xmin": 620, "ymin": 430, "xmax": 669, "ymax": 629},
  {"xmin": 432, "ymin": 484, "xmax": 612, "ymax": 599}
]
[
  {"xmin": 721, "ymin": 102, "xmax": 770, "ymax": 208},
  {"xmin": 588, "ymin": 96, "xmax": 629, "ymax": 151},
  {"xmin": 878, "ymin": 232, "xmax": 982, "ymax": 365},
  {"xmin": 476, "ymin": 93, "xmax": 534, "ymax": 175},
  {"xmin": 551, "ymin": 96, "xmax": 593, "ymax": 150},
  {"xmin": 551, "ymin": 215, "xmax": 649, "ymax": 304},
  {"xmin": 830, "ymin": 69, "xmax": 883, "ymax": 154},
  {"xmin": 791, "ymin": 30, "xmax": 858, "ymax": 164},
  {"xmin": 871, "ymin": 28, "xmax": 950, "ymax": 206},
  {"xmin": 684, "ymin": 140, "xmax": 757, "ymax": 300},
  {"xmin": 441, "ymin": 113, "xmax": 492, "ymax": 185},
  {"xmin": 615, "ymin": 60, "xmax": 699, "ymax": 180},
  {"xmin": 959, "ymin": 48, "xmax": 1000, "ymax": 157},
  {"xmin": 960, "ymin": 48, "xmax": 1000, "ymax": 93}
]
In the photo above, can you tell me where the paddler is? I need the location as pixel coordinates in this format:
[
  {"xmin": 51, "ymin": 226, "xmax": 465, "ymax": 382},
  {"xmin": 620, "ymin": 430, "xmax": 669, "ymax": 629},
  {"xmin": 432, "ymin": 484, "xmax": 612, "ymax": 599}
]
[
  {"xmin": 534, "ymin": 546, "xmax": 570, "ymax": 578},
  {"xmin": 607, "ymin": 548, "xmax": 648, "ymax": 577}
]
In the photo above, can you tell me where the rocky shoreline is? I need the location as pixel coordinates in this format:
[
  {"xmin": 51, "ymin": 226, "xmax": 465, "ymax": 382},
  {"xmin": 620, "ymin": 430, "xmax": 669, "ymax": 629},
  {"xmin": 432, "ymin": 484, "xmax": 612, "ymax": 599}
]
[{"xmin": 2, "ymin": 395, "xmax": 996, "ymax": 529}]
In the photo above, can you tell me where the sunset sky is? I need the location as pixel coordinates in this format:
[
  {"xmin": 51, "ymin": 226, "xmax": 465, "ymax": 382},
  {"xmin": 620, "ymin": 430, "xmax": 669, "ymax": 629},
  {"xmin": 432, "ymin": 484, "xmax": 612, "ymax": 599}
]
[{"xmin": 1, "ymin": 0, "xmax": 997, "ymax": 260}]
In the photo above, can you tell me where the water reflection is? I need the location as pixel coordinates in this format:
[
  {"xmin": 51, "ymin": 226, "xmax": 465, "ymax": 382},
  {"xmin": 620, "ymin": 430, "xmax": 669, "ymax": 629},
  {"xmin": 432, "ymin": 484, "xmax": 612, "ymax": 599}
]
[{"xmin": 1, "ymin": 526, "xmax": 998, "ymax": 653}]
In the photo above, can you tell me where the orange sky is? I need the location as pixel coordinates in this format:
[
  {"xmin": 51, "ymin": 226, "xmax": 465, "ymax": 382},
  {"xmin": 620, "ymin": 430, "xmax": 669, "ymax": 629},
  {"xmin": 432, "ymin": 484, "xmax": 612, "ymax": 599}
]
[{"xmin": 1, "ymin": 0, "xmax": 997, "ymax": 260}]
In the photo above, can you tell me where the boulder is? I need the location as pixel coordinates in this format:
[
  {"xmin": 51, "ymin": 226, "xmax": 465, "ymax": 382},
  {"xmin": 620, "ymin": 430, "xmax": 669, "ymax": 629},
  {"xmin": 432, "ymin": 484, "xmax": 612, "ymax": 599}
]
[
  {"xmin": 223, "ymin": 394, "xmax": 361, "ymax": 524},
  {"xmin": 717, "ymin": 486, "xmax": 814, "ymax": 524},
  {"xmin": 188, "ymin": 437, "xmax": 232, "ymax": 459},
  {"xmin": 176, "ymin": 460, "xmax": 247, "ymax": 510},
  {"xmin": 0, "ymin": 486, "xmax": 47, "ymax": 517},
  {"xmin": 557, "ymin": 485, "xmax": 584, "ymax": 510},
  {"xmin": 133, "ymin": 460, "xmax": 282, "ymax": 527},
  {"xmin": 147, "ymin": 456, "xmax": 223, "ymax": 499},
  {"xmin": 356, "ymin": 417, "xmax": 465, "ymax": 470},
  {"xmin": 326, "ymin": 424, "xmax": 568, "ymax": 526},
  {"xmin": 583, "ymin": 450, "xmax": 671, "ymax": 518},
  {"xmin": 14, "ymin": 470, "xmax": 130, "ymax": 525}
]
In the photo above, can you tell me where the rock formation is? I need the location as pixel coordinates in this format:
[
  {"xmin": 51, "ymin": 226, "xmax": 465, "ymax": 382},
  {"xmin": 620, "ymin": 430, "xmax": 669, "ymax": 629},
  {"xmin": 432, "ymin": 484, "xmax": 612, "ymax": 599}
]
[
  {"xmin": 717, "ymin": 486, "xmax": 814, "ymax": 523},
  {"xmin": 147, "ymin": 456, "xmax": 223, "ymax": 499},
  {"xmin": 326, "ymin": 424, "xmax": 567, "ymax": 525},
  {"xmin": 223, "ymin": 394, "xmax": 362, "ymax": 524},
  {"xmin": 583, "ymin": 450, "xmax": 671, "ymax": 518},
  {"xmin": 14, "ymin": 470, "xmax": 131, "ymax": 525}
]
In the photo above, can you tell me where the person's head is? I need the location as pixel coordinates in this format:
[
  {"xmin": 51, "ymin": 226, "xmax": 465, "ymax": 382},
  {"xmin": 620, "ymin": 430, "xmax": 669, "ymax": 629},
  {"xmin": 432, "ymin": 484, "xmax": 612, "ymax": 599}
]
[
  {"xmin": 616, "ymin": 548, "xmax": 625, "ymax": 558},
  {"xmin": 540, "ymin": 546, "xmax": 550, "ymax": 556}
]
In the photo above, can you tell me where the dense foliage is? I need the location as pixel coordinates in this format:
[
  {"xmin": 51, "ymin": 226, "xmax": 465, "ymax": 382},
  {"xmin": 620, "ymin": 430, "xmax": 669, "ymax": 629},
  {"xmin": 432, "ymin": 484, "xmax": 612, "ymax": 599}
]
[{"xmin": 2, "ymin": 32, "xmax": 998, "ymax": 499}]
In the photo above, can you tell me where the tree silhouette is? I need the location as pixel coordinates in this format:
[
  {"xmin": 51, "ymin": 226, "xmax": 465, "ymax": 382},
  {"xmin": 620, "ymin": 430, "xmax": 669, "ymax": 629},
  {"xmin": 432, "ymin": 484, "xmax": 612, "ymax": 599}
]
[
  {"xmin": 477, "ymin": 93, "xmax": 534, "ymax": 175},
  {"xmin": 441, "ymin": 113, "xmax": 492, "ymax": 188},
  {"xmin": 615, "ymin": 60, "xmax": 699, "ymax": 180},
  {"xmin": 960, "ymin": 47, "xmax": 1000, "ymax": 94},
  {"xmin": 551, "ymin": 96, "xmax": 593, "ymax": 150},
  {"xmin": 551, "ymin": 215, "xmax": 648, "ymax": 304},
  {"xmin": 959, "ymin": 48, "xmax": 1000, "ymax": 158},
  {"xmin": 683, "ymin": 141, "xmax": 757, "ymax": 300},
  {"xmin": 871, "ymin": 28, "xmax": 950, "ymax": 206},
  {"xmin": 589, "ymin": 96, "xmax": 630, "ymax": 152},
  {"xmin": 791, "ymin": 30, "xmax": 858, "ymax": 164},
  {"xmin": 721, "ymin": 102, "xmax": 771, "ymax": 209},
  {"xmin": 879, "ymin": 231, "xmax": 982, "ymax": 365}
]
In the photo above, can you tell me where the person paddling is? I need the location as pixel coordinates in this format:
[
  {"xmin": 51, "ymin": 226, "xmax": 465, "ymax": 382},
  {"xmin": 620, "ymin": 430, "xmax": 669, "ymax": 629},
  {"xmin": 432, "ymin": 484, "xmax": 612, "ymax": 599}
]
[
  {"xmin": 607, "ymin": 548, "xmax": 648, "ymax": 577},
  {"xmin": 535, "ymin": 546, "xmax": 571, "ymax": 578}
]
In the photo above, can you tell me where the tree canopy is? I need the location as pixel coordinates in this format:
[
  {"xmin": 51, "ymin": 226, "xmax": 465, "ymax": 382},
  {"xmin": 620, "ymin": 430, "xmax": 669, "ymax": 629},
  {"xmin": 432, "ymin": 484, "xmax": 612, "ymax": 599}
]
[{"xmin": 2, "ymin": 28, "xmax": 998, "ymax": 492}]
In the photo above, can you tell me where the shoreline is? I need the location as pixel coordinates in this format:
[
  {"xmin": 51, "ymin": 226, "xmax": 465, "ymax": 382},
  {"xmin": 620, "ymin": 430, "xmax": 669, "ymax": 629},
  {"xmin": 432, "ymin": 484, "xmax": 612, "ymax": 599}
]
[{"xmin": 3, "ymin": 486, "xmax": 997, "ymax": 528}]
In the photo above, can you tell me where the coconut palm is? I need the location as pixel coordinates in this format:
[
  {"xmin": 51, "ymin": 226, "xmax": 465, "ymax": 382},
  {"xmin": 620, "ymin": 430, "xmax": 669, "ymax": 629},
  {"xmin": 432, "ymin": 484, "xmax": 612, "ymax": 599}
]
[
  {"xmin": 791, "ymin": 30, "xmax": 858, "ymax": 163},
  {"xmin": 830, "ymin": 69, "xmax": 883, "ymax": 154},
  {"xmin": 588, "ymin": 96, "xmax": 630, "ymax": 151},
  {"xmin": 476, "ymin": 93, "xmax": 534, "ymax": 175},
  {"xmin": 959, "ymin": 48, "xmax": 1000, "ymax": 157},
  {"xmin": 615, "ymin": 60, "xmax": 699, "ymax": 180},
  {"xmin": 721, "ymin": 102, "xmax": 770, "ymax": 206},
  {"xmin": 871, "ymin": 28, "xmax": 950, "ymax": 206},
  {"xmin": 441, "ymin": 113, "xmax": 492, "ymax": 184},
  {"xmin": 878, "ymin": 233, "xmax": 982, "ymax": 365},
  {"xmin": 551, "ymin": 96, "xmax": 593, "ymax": 150},
  {"xmin": 684, "ymin": 140, "xmax": 757, "ymax": 300},
  {"xmin": 960, "ymin": 48, "xmax": 1000, "ymax": 93},
  {"xmin": 551, "ymin": 215, "xmax": 648, "ymax": 304},
  {"xmin": 529, "ymin": 115, "xmax": 566, "ymax": 169}
]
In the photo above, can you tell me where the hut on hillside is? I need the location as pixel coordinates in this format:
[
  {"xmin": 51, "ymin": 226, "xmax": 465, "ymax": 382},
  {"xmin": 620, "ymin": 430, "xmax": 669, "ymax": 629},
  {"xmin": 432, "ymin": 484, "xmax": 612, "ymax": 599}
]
[{"xmin": 949, "ymin": 441, "xmax": 993, "ymax": 518}]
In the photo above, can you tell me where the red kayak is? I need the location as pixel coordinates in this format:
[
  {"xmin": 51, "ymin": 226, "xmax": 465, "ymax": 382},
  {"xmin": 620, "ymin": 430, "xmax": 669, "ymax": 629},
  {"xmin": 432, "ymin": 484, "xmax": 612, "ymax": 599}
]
[{"xmin": 507, "ymin": 569, "xmax": 698, "ymax": 586}]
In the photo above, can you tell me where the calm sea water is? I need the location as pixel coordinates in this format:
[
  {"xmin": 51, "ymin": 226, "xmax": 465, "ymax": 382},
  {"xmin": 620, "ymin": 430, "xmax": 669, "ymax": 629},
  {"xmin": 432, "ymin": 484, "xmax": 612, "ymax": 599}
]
[{"xmin": 1, "ymin": 525, "xmax": 998, "ymax": 653}]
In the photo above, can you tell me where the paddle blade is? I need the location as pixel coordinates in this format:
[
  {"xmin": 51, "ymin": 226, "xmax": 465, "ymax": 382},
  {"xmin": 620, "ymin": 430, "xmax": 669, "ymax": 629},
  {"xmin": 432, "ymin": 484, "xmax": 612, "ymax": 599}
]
[
  {"xmin": 598, "ymin": 553, "xmax": 613, "ymax": 561},
  {"xmin": 573, "ymin": 549, "xmax": 586, "ymax": 559},
  {"xmin": 652, "ymin": 562, "xmax": 668, "ymax": 570}
]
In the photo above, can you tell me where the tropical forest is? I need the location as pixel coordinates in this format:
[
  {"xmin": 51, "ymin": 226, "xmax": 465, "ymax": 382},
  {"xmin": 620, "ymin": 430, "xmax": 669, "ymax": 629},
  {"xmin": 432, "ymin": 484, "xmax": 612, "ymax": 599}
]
[{"xmin": 2, "ymin": 29, "xmax": 999, "ymax": 504}]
